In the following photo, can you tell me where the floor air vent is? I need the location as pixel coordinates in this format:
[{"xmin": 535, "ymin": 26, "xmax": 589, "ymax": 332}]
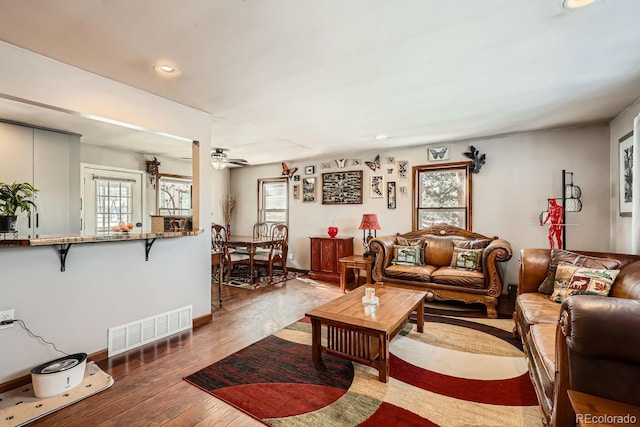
[{"xmin": 107, "ymin": 305, "xmax": 192, "ymax": 357}]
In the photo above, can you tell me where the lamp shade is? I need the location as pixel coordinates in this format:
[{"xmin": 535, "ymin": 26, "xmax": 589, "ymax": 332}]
[
  {"xmin": 358, "ymin": 214, "xmax": 381, "ymax": 230},
  {"xmin": 211, "ymin": 159, "xmax": 227, "ymax": 170}
]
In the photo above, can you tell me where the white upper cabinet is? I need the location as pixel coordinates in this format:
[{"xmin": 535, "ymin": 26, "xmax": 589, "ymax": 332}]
[{"xmin": 0, "ymin": 121, "xmax": 80, "ymax": 236}]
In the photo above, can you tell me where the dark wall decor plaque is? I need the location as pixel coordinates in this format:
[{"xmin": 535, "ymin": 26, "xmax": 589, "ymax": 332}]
[{"xmin": 321, "ymin": 170, "xmax": 363, "ymax": 204}]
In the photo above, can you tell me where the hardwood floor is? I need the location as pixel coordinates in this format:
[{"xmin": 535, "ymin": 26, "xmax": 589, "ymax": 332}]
[{"xmin": 29, "ymin": 277, "xmax": 344, "ymax": 426}]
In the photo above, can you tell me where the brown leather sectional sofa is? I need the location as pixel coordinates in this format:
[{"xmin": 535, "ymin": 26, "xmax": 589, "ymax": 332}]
[
  {"xmin": 369, "ymin": 223, "xmax": 512, "ymax": 318},
  {"xmin": 514, "ymin": 248, "xmax": 640, "ymax": 426}
]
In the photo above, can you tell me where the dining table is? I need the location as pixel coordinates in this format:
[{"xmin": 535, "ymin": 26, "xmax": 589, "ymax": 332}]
[{"xmin": 227, "ymin": 235, "xmax": 277, "ymax": 284}]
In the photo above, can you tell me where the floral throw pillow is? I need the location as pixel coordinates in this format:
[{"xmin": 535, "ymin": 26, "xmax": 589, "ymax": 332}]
[
  {"xmin": 550, "ymin": 263, "xmax": 620, "ymax": 303},
  {"xmin": 392, "ymin": 245, "xmax": 421, "ymax": 266},
  {"xmin": 450, "ymin": 247, "xmax": 483, "ymax": 271}
]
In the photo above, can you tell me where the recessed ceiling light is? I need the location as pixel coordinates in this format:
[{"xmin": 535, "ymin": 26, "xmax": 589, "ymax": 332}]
[
  {"xmin": 563, "ymin": 0, "xmax": 598, "ymax": 9},
  {"xmin": 375, "ymin": 134, "xmax": 388, "ymax": 140},
  {"xmin": 153, "ymin": 64, "xmax": 181, "ymax": 77}
]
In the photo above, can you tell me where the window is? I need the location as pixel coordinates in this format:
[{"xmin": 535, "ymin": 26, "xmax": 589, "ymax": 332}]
[
  {"xmin": 157, "ymin": 174, "xmax": 192, "ymax": 216},
  {"xmin": 258, "ymin": 178, "xmax": 288, "ymax": 227},
  {"xmin": 95, "ymin": 178, "xmax": 134, "ymax": 234},
  {"xmin": 82, "ymin": 165, "xmax": 144, "ymax": 235},
  {"xmin": 413, "ymin": 162, "xmax": 472, "ymax": 230}
]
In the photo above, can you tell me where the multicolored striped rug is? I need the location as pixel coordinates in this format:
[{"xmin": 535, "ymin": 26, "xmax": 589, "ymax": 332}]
[{"xmin": 185, "ymin": 313, "xmax": 542, "ymax": 426}]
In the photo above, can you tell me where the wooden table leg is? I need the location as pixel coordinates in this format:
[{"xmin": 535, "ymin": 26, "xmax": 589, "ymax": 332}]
[
  {"xmin": 354, "ymin": 268, "xmax": 360, "ymax": 288},
  {"xmin": 365, "ymin": 264, "xmax": 372, "ymax": 285},
  {"xmin": 249, "ymin": 245, "xmax": 255, "ymax": 284},
  {"xmin": 311, "ymin": 318, "xmax": 323, "ymax": 366},
  {"xmin": 339, "ymin": 262, "xmax": 347, "ymax": 293},
  {"xmin": 416, "ymin": 298, "xmax": 425, "ymax": 333},
  {"xmin": 378, "ymin": 332, "xmax": 390, "ymax": 382}
]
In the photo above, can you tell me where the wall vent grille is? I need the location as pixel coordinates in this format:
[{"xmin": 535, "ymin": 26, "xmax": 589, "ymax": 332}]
[{"xmin": 107, "ymin": 305, "xmax": 192, "ymax": 357}]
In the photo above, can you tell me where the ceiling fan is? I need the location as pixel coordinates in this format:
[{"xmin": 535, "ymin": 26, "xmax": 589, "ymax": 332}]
[{"xmin": 210, "ymin": 148, "xmax": 249, "ymax": 170}]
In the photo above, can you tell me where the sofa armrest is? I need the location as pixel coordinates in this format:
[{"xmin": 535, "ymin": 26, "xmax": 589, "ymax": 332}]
[
  {"xmin": 561, "ymin": 296, "xmax": 640, "ymax": 362},
  {"xmin": 553, "ymin": 295, "xmax": 640, "ymax": 424},
  {"xmin": 517, "ymin": 248, "xmax": 551, "ymax": 294},
  {"xmin": 370, "ymin": 235, "xmax": 396, "ymax": 282},
  {"xmin": 482, "ymin": 238, "xmax": 513, "ymax": 297}
]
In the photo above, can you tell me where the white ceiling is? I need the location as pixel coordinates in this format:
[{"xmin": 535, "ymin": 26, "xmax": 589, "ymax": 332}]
[{"xmin": 0, "ymin": 0, "xmax": 640, "ymax": 165}]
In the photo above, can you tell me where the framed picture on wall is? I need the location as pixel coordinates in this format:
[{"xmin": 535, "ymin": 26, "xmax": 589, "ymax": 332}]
[
  {"xmin": 370, "ymin": 175, "xmax": 384, "ymax": 198},
  {"xmin": 387, "ymin": 181, "xmax": 396, "ymax": 209},
  {"xmin": 619, "ymin": 131, "xmax": 633, "ymax": 217},
  {"xmin": 293, "ymin": 184, "xmax": 300, "ymax": 200},
  {"xmin": 321, "ymin": 170, "xmax": 363, "ymax": 204},
  {"xmin": 302, "ymin": 177, "xmax": 316, "ymax": 202}
]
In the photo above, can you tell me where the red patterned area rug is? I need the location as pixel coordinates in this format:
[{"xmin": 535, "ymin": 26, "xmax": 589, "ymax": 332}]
[{"xmin": 185, "ymin": 314, "xmax": 542, "ymax": 426}]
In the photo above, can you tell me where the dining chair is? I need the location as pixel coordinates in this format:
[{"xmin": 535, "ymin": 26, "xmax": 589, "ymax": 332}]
[
  {"xmin": 235, "ymin": 221, "xmax": 270, "ymax": 255},
  {"xmin": 211, "ymin": 224, "xmax": 250, "ymax": 283},
  {"xmin": 254, "ymin": 223, "xmax": 288, "ymax": 284}
]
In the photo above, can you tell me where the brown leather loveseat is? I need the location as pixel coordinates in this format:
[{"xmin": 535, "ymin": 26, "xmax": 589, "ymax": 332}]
[
  {"xmin": 369, "ymin": 223, "xmax": 512, "ymax": 318},
  {"xmin": 514, "ymin": 248, "xmax": 640, "ymax": 426}
]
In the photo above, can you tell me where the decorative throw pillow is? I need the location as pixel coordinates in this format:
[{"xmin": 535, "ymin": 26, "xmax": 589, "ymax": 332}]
[
  {"xmin": 395, "ymin": 237, "xmax": 426, "ymax": 265},
  {"xmin": 450, "ymin": 247, "xmax": 484, "ymax": 271},
  {"xmin": 392, "ymin": 245, "xmax": 421, "ymax": 266},
  {"xmin": 452, "ymin": 239, "xmax": 491, "ymax": 250},
  {"xmin": 538, "ymin": 249, "xmax": 622, "ymax": 295},
  {"xmin": 550, "ymin": 263, "xmax": 620, "ymax": 303}
]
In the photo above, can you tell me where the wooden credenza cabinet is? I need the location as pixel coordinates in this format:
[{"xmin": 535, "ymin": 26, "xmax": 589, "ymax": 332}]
[{"xmin": 308, "ymin": 236, "xmax": 354, "ymax": 283}]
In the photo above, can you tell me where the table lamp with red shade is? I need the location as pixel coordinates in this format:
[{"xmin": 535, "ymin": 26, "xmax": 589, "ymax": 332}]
[{"xmin": 358, "ymin": 213, "xmax": 381, "ymax": 258}]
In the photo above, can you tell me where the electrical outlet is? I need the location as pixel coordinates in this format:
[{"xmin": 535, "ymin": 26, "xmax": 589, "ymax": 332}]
[
  {"xmin": 0, "ymin": 309, "xmax": 14, "ymax": 330},
  {"xmin": 288, "ymin": 253, "xmax": 294, "ymax": 260}
]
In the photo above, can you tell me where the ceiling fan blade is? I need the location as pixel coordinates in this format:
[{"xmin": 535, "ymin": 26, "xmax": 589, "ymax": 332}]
[{"xmin": 228, "ymin": 158, "xmax": 249, "ymax": 166}]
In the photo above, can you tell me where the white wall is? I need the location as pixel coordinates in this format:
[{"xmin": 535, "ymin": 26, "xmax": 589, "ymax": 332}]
[
  {"xmin": 610, "ymin": 98, "xmax": 640, "ymax": 253},
  {"xmin": 231, "ymin": 125, "xmax": 611, "ymax": 287},
  {"xmin": 0, "ymin": 43, "xmax": 214, "ymax": 383}
]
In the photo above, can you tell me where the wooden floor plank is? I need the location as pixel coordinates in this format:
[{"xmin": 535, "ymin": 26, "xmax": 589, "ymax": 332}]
[{"xmin": 28, "ymin": 277, "xmax": 342, "ymax": 426}]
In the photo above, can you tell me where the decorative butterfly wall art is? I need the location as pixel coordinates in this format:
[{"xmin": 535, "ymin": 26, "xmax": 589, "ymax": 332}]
[
  {"xmin": 335, "ymin": 159, "xmax": 347, "ymax": 168},
  {"xmin": 322, "ymin": 162, "xmax": 332, "ymax": 169},
  {"xmin": 463, "ymin": 145, "xmax": 486, "ymax": 174},
  {"xmin": 428, "ymin": 146, "xmax": 449, "ymax": 161},
  {"xmin": 281, "ymin": 162, "xmax": 298, "ymax": 178},
  {"xmin": 365, "ymin": 154, "xmax": 381, "ymax": 172},
  {"xmin": 352, "ymin": 159, "xmax": 361, "ymax": 166}
]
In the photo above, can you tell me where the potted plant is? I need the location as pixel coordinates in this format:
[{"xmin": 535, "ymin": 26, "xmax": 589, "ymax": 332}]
[{"xmin": 0, "ymin": 181, "xmax": 38, "ymax": 233}]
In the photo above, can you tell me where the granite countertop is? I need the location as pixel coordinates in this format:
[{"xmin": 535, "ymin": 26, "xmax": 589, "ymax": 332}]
[{"xmin": 0, "ymin": 229, "xmax": 203, "ymax": 247}]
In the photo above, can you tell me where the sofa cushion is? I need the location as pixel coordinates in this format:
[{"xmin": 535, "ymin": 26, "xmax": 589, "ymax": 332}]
[
  {"xmin": 385, "ymin": 264, "xmax": 436, "ymax": 281},
  {"xmin": 517, "ymin": 293, "xmax": 561, "ymax": 327},
  {"xmin": 391, "ymin": 245, "xmax": 422, "ymax": 266},
  {"xmin": 452, "ymin": 239, "xmax": 491, "ymax": 249},
  {"xmin": 528, "ymin": 323, "xmax": 557, "ymax": 401},
  {"xmin": 430, "ymin": 266, "xmax": 485, "ymax": 288},
  {"xmin": 450, "ymin": 247, "xmax": 483, "ymax": 271},
  {"xmin": 538, "ymin": 249, "xmax": 622, "ymax": 295},
  {"xmin": 550, "ymin": 264, "xmax": 620, "ymax": 303},
  {"xmin": 395, "ymin": 236, "xmax": 426, "ymax": 265}
]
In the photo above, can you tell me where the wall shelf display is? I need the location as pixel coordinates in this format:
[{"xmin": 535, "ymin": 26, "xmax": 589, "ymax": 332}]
[
  {"xmin": 303, "ymin": 177, "xmax": 316, "ymax": 202},
  {"xmin": 321, "ymin": 170, "xmax": 363, "ymax": 205}
]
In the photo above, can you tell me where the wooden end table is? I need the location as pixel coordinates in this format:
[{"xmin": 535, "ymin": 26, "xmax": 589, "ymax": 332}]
[
  {"xmin": 339, "ymin": 255, "xmax": 375, "ymax": 293},
  {"xmin": 305, "ymin": 284, "xmax": 426, "ymax": 383}
]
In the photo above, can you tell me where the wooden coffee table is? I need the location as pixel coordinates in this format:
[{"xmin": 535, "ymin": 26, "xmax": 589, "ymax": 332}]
[{"xmin": 305, "ymin": 284, "xmax": 426, "ymax": 382}]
